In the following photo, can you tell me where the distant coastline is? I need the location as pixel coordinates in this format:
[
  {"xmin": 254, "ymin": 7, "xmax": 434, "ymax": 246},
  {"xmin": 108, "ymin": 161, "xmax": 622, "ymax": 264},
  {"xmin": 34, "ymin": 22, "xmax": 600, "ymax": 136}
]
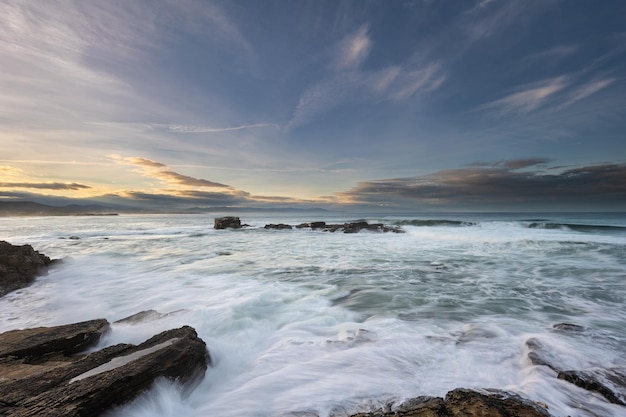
[{"xmin": 0, "ymin": 200, "xmax": 333, "ymax": 217}]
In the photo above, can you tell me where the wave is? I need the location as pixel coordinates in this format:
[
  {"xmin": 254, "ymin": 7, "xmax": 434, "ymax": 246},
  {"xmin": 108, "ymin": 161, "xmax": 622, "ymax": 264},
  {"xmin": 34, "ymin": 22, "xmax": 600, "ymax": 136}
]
[
  {"xmin": 528, "ymin": 222, "xmax": 626, "ymax": 233},
  {"xmin": 392, "ymin": 219, "xmax": 477, "ymax": 227}
]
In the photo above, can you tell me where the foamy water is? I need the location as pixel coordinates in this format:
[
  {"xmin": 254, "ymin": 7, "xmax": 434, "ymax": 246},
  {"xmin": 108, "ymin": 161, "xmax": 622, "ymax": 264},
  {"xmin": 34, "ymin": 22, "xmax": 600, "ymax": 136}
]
[{"xmin": 1, "ymin": 212, "xmax": 624, "ymax": 416}]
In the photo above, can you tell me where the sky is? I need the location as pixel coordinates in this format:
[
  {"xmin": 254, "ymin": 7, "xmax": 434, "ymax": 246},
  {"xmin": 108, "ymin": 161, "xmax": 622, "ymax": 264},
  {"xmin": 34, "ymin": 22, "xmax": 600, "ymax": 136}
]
[{"xmin": 1, "ymin": 0, "xmax": 625, "ymax": 212}]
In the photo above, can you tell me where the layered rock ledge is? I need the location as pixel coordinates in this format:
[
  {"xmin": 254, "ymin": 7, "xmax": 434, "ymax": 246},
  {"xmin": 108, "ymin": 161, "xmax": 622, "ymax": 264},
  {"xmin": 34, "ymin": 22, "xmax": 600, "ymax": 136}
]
[
  {"xmin": 0, "ymin": 319, "xmax": 210, "ymax": 417},
  {"xmin": 0, "ymin": 241, "xmax": 55, "ymax": 297}
]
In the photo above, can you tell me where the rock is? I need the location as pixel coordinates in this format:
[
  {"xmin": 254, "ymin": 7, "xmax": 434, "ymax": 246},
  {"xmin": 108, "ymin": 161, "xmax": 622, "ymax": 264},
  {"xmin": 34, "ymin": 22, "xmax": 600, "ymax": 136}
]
[
  {"xmin": 264, "ymin": 223, "xmax": 293, "ymax": 230},
  {"xmin": 0, "ymin": 241, "xmax": 55, "ymax": 297},
  {"xmin": 343, "ymin": 389, "xmax": 551, "ymax": 417},
  {"xmin": 0, "ymin": 319, "xmax": 109, "ymax": 360},
  {"xmin": 0, "ymin": 321, "xmax": 210, "ymax": 417},
  {"xmin": 295, "ymin": 221, "xmax": 326, "ymax": 229},
  {"xmin": 443, "ymin": 389, "xmax": 551, "ymax": 417},
  {"xmin": 558, "ymin": 367, "xmax": 626, "ymax": 405},
  {"xmin": 295, "ymin": 221, "xmax": 404, "ymax": 234},
  {"xmin": 349, "ymin": 396, "xmax": 444, "ymax": 417},
  {"xmin": 214, "ymin": 216, "xmax": 242, "ymax": 229},
  {"xmin": 552, "ymin": 323, "xmax": 585, "ymax": 332},
  {"xmin": 525, "ymin": 338, "xmax": 562, "ymax": 372}
]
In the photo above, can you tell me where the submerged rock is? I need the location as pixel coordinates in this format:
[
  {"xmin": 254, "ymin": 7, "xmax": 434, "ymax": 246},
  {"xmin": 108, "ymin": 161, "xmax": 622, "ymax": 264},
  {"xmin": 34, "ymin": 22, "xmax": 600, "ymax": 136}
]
[
  {"xmin": 0, "ymin": 241, "xmax": 55, "ymax": 297},
  {"xmin": 214, "ymin": 216, "xmax": 242, "ymax": 229},
  {"xmin": 0, "ymin": 320, "xmax": 210, "ymax": 417},
  {"xmin": 558, "ymin": 367, "xmax": 626, "ymax": 405}
]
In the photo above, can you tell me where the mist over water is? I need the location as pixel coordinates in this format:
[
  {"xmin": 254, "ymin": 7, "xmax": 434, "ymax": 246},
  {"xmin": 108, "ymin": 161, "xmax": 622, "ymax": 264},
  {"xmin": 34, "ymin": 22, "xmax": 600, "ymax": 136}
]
[{"xmin": 1, "ymin": 212, "xmax": 625, "ymax": 417}]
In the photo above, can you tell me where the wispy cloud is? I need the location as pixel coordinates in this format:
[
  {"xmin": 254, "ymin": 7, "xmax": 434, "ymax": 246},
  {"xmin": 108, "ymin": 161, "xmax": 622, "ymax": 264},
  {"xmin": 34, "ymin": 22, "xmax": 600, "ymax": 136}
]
[
  {"xmin": 561, "ymin": 78, "xmax": 615, "ymax": 108},
  {"xmin": 289, "ymin": 56, "xmax": 446, "ymax": 129},
  {"xmin": 389, "ymin": 62, "xmax": 446, "ymax": 101},
  {"xmin": 482, "ymin": 76, "xmax": 568, "ymax": 114},
  {"xmin": 335, "ymin": 24, "xmax": 371, "ymax": 70},
  {"xmin": 110, "ymin": 155, "xmax": 232, "ymax": 189},
  {"xmin": 0, "ymin": 182, "xmax": 91, "ymax": 190},
  {"xmin": 146, "ymin": 123, "xmax": 279, "ymax": 133}
]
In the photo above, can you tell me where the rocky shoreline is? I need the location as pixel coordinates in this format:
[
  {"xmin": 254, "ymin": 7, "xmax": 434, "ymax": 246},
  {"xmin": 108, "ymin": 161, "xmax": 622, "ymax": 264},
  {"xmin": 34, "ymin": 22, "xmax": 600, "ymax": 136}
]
[{"xmin": 1, "ymin": 240, "xmax": 625, "ymax": 416}]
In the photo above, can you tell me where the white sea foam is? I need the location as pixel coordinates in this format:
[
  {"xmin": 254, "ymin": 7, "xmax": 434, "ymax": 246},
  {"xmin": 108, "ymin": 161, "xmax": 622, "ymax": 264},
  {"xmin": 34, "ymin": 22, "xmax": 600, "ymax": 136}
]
[{"xmin": 1, "ymin": 213, "xmax": 624, "ymax": 417}]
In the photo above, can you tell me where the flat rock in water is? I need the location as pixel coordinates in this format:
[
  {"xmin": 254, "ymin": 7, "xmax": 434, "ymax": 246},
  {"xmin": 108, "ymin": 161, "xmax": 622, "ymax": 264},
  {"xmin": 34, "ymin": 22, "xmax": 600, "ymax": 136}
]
[
  {"xmin": 0, "ymin": 321, "xmax": 210, "ymax": 417},
  {"xmin": 0, "ymin": 241, "xmax": 55, "ymax": 297}
]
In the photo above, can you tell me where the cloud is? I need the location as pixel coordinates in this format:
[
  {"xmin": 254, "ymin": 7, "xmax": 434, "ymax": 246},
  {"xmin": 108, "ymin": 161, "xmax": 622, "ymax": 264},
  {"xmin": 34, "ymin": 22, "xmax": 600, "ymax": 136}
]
[
  {"xmin": 389, "ymin": 62, "xmax": 446, "ymax": 101},
  {"xmin": 0, "ymin": 166, "xmax": 25, "ymax": 177},
  {"xmin": 288, "ymin": 60, "xmax": 446, "ymax": 129},
  {"xmin": 146, "ymin": 123, "xmax": 279, "ymax": 133},
  {"xmin": 561, "ymin": 78, "xmax": 615, "ymax": 108},
  {"xmin": 469, "ymin": 159, "xmax": 551, "ymax": 170},
  {"xmin": 111, "ymin": 155, "xmax": 232, "ymax": 189},
  {"xmin": 0, "ymin": 182, "xmax": 91, "ymax": 190},
  {"xmin": 481, "ymin": 76, "xmax": 568, "ymax": 114},
  {"xmin": 337, "ymin": 161, "xmax": 626, "ymax": 208},
  {"xmin": 336, "ymin": 24, "xmax": 371, "ymax": 70}
]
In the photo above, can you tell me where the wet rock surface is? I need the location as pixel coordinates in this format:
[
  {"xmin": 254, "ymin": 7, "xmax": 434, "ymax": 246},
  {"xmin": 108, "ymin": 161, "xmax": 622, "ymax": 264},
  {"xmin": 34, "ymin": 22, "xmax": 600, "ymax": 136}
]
[
  {"xmin": 0, "ymin": 320, "xmax": 210, "ymax": 417},
  {"xmin": 558, "ymin": 367, "xmax": 626, "ymax": 406},
  {"xmin": 0, "ymin": 241, "xmax": 55, "ymax": 297},
  {"xmin": 525, "ymin": 324, "xmax": 626, "ymax": 411},
  {"xmin": 340, "ymin": 389, "xmax": 551, "ymax": 417}
]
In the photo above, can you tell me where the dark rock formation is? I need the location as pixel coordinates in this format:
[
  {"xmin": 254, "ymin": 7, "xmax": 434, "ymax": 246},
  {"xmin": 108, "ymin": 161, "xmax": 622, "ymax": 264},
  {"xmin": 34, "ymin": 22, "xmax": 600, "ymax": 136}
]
[
  {"xmin": 0, "ymin": 319, "xmax": 109, "ymax": 360},
  {"xmin": 0, "ymin": 320, "xmax": 210, "ymax": 417},
  {"xmin": 0, "ymin": 241, "xmax": 55, "ymax": 297},
  {"xmin": 264, "ymin": 223, "xmax": 293, "ymax": 230},
  {"xmin": 295, "ymin": 221, "xmax": 404, "ymax": 233},
  {"xmin": 214, "ymin": 216, "xmax": 242, "ymax": 229},
  {"xmin": 443, "ymin": 389, "xmax": 551, "ymax": 417},
  {"xmin": 346, "ymin": 389, "xmax": 551, "ymax": 417},
  {"xmin": 552, "ymin": 323, "xmax": 585, "ymax": 332},
  {"xmin": 558, "ymin": 367, "xmax": 626, "ymax": 405}
]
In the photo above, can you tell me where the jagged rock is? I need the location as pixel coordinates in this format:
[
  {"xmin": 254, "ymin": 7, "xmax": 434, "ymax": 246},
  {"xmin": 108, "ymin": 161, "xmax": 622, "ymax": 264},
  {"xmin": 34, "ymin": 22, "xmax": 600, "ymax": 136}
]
[
  {"xmin": 264, "ymin": 223, "xmax": 293, "ymax": 230},
  {"xmin": 0, "ymin": 321, "xmax": 210, "ymax": 417},
  {"xmin": 214, "ymin": 216, "xmax": 242, "ymax": 229},
  {"xmin": 0, "ymin": 241, "xmax": 55, "ymax": 297},
  {"xmin": 558, "ymin": 367, "xmax": 626, "ymax": 405}
]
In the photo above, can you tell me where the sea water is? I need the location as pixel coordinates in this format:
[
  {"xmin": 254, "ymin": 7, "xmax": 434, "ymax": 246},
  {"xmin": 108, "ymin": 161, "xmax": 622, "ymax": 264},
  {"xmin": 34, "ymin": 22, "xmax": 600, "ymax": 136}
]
[{"xmin": 0, "ymin": 212, "xmax": 624, "ymax": 417}]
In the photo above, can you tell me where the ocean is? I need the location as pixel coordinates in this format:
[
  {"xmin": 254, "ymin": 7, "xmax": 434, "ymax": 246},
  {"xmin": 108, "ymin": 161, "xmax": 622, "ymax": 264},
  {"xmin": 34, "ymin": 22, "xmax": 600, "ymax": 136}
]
[{"xmin": 1, "ymin": 212, "xmax": 624, "ymax": 417}]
